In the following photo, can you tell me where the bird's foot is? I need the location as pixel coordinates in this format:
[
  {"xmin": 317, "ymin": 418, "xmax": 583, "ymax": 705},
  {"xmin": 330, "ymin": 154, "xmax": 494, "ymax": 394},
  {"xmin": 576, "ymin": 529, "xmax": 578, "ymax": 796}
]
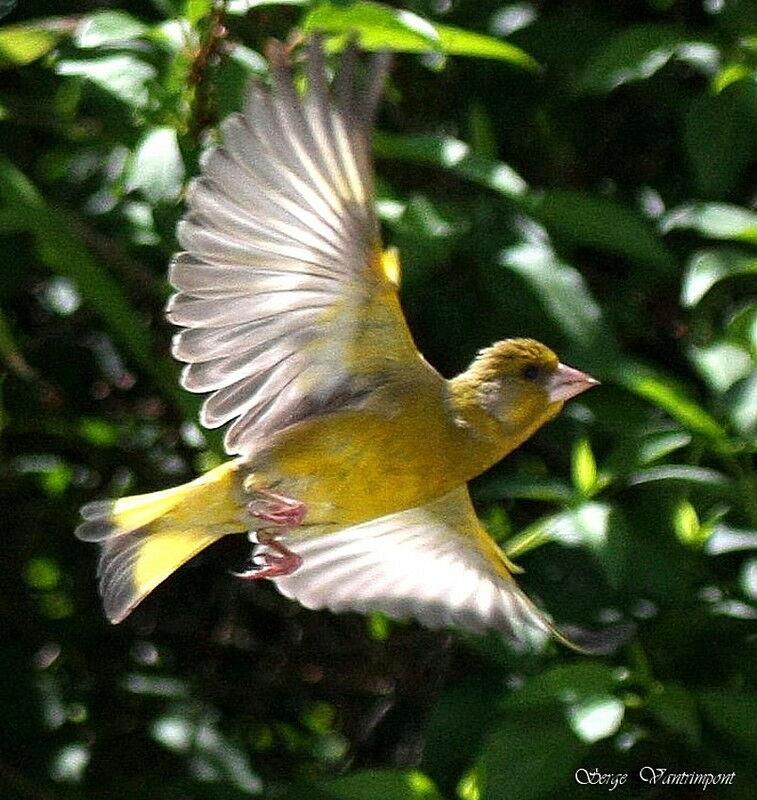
[
  {"xmin": 246, "ymin": 489, "xmax": 307, "ymax": 528},
  {"xmin": 232, "ymin": 535, "xmax": 303, "ymax": 580},
  {"xmin": 234, "ymin": 489, "xmax": 306, "ymax": 580}
]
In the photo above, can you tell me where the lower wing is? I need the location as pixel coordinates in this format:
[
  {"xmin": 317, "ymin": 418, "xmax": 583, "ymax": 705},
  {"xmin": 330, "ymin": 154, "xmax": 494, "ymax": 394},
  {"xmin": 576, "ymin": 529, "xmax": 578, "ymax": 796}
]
[{"xmin": 270, "ymin": 485, "xmax": 556, "ymax": 650}]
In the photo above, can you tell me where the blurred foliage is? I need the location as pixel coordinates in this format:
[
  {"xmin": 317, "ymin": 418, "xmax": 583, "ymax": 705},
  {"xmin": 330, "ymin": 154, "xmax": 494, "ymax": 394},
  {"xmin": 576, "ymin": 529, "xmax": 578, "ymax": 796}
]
[{"xmin": 1, "ymin": 1, "xmax": 755, "ymax": 799}]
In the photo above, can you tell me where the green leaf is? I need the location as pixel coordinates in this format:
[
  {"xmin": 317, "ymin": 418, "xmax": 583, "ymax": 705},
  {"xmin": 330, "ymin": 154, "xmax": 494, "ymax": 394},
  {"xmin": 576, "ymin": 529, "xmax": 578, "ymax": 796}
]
[
  {"xmin": 499, "ymin": 666, "xmax": 626, "ymax": 744},
  {"xmin": 78, "ymin": 418, "xmax": 120, "ymax": 447},
  {"xmin": 303, "ymin": 2, "xmax": 537, "ymax": 67},
  {"xmin": 681, "ymin": 248, "xmax": 757, "ymax": 308},
  {"xmin": 713, "ymin": 62, "xmax": 752, "ymax": 93},
  {"xmin": 389, "ymin": 194, "xmax": 469, "ymax": 283},
  {"xmin": 472, "ymin": 663, "xmax": 634, "ymax": 788},
  {"xmin": 56, "ymin": 54, "xmax": 157, "ymax": 108},
  {"xmin": 184, "ymin": 0, "xmax": 215, "ymax": 26},
  {"xmin": 17, "ymin": 455, "xmax": 73, "ymax": 496},
  {"xmin": 366, "ymin": 610, "xmax": 391, "ymax": 640},
  {"xmin": 505, "ymin": 662, "xmax": 619, "ymax": 708},
  {"xmin": 646, "ymin": 683, "xmax": 701, "ymax": 747},
  {"xmin": 477, "ymin": 476, "xmax": 574, "ymax": 504},
  {"xmin": 227, "ymin": 43, "xmax": 267, "ymax": 75},
  {"xmin": 396, "ymin": 194, "xmax": 466, "ymax": 243},
  {"xmin": 0, "ymin": 19, "xmax": 67, "ymax": 66},
  {"xmin": 510, "ymin": 501, "xmax": 631, "ymax": 588},
  {"xmin": 505, "ymin": 501, "xmax": 620, "ymax": 561},
  {"xmin": 503, "ymin": 511, "xmax": 567, "ymax": 558},
  {"xmin": 530, "ymin": 189, "xmax": 675, "ymax": 271},
  {"xmin": 466, "ymin": 101, "xmax": 497, "ymax": 158},
  {"xmin": 572, "ymin": 438, "xmax": 598, "ymax": 497},
  {"xmin": 706, "ymin": 524, "xmax": 757, "ymax": 555},
  {"xmin": 576, "ymin": 24, "xmax": 719, "ymax": 93},
  {"xmin": 303, "ymin": 2, "xmax": 441, "ymax": 54},
  {"xmin": 374, "ymin": 132, "xmax": 528, "ymax": 198},
  {"xmin": 497, "ymin": 238, "xmax": 618, "ymax": 366},
  {"xmin": 422, "ymin": 676, "xmax": 502, "ymax": 797},
  {"xmin": 696, "ymin": 690, "xmax": 757, "ymax": 757},
  {"xmin": 722, "ymin": 371, "xmax": 757, "ymax": 439},
  {"xmin": 568, "ymin": 501, "xmax": 613, "ymax": 551},
  {"xmin": 662, "ymin": 202, "xmax": 757, "ymax": 243},
  {"xmin": 689, "ymin": 340, "xmax": 753, "ymax": 394},
  {"xmin": 673, "ymin": 499, "xmax": 705, "ymax": 546},
  {"xmin": 682, "ymin": 251, "xmax": 757, "ymax": 376},
  {"xmin": 567, "ymin": 695, "xmax": 625, "ymax": 743},
  {"xmin": 152, "ymin": 705, "xmax": 262, "ymax": 793},
  {"xmin": 478, "ymin": 707, "xmax": 587, "ymax": 800},
  {"xmin": 0, "ymin": 158, "xmax": 192, "ymax": 418},
  {"xmin": 616, "ymin": 361, "xmax": 729, "ymax": 441},
  {"xmin": 684, "ymin": 82, "xmax": 757, "ymax": 197},
  {"xmin": 742, "ymin": 559, "xmax": 757, "ymax": 603},
  {"xmin": 628, "ymin": 465, "xmax": 731, "ymax": 490},
  {"xmin": 74, "ymin": 10, "xmax": 149, "ymax": 48},
  {"xmin": 213, "ymin": 44, "xmax": 268, "ymax": 118},
  {"xmin": 433, "ymin": 22, "xmax": 538, "ymax": 68},
  {"xmin": 126, "ymin": 127, "xmax": 185, "ymax": 204},
  {"xmin": 483, "ymin": 504, "xmax": 511, "ymax": 542},
  {"xmin": 24, "ymin": 557, "xmax": 61, "ymax": 591},
  {"xmin": 228, "ymin": 1, "xmax": 308, "ymax": 14},
  {"xmin": 637, "ymin": 431, "xmax": 693, "ymax": 465},
  {"xmin": 305, "ymin": 770, "xmax": 443, "ymax": 800},
  {"xmin": 725, "ymin": 303, "xmax": 757, "ymax": 356}
]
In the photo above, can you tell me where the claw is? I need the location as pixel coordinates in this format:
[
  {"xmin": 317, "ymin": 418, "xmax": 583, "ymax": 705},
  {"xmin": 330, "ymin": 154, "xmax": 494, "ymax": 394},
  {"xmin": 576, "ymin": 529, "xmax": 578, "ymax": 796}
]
[
  {"xmin": 236, "ymin": 489, "xmax": 306, "ymax": 581},
  {"xmin": 232, "ymin": 529, "xmax": 303, "ymax": 580},
  {"xmin": 247, "ymin": 489, "xmax": 307, "ymax": 528},
  {"xmin": 232, "ymin": 555, "xmax": 303, "ymax": 581}
]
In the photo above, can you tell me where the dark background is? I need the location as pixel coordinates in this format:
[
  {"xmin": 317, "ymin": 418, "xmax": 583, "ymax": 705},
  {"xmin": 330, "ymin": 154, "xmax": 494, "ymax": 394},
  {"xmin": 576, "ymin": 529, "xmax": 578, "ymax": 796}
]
[{"xmin": 1, "ymin": 1, "xmax": 755, "ymax": 798}]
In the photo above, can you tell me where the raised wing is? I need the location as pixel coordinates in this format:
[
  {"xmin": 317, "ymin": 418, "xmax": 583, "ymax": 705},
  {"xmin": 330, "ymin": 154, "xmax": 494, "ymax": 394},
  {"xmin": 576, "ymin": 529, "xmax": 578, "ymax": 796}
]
[
  {"xmin": 270, "ymin": 486, "xmax": 556, "ymax": 649},
  {"xmin": 168, "ymin": 38, "xmax": 425, "ymax": 456}
]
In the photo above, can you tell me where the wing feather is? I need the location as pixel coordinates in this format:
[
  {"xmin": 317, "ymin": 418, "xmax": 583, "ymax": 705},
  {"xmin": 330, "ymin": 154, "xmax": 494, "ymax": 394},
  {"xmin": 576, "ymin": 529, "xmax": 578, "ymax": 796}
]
[
  {"xmin": 271, "ymin": 486, "xmax": 555, "ymax": 649},
  {"xmin": 173, "ymin": 314, "xmax": 311, "ymax": 361},
  {"xmin": 169, "ymin": 38, "xmax": 427, "ymax": 455},
  {"xmin": 181, "ymin": 329, "xmax": 304, "ymax": 392},
  {"xmin": 200, "ymin": 348, "xmax": 301, "ymax": 426},
  {"xmin": 186, "ymin": 187, "xmax": 342, "ymax": 257}
]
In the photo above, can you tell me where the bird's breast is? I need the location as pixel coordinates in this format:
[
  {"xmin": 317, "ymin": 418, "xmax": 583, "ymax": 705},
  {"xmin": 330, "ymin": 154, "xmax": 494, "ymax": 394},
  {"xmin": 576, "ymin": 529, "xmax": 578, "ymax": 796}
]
[{"xmin": 245, "ymin": 391, "xmax": 502, "ymax": 529}]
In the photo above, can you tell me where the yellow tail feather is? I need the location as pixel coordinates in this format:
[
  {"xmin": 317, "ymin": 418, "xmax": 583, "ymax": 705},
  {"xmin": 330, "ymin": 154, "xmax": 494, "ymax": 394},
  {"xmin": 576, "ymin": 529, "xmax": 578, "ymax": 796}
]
[{"xmin": 76, "ymin": 461, "xmax": 244, "ymax": 623}]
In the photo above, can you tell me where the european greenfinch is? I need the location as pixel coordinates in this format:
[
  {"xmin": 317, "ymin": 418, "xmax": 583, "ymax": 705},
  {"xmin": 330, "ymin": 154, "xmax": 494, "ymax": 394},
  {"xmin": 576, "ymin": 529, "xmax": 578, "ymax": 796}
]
[{"xmin": 77, "ymin": 38, "xmax": 597, "ymax": 648}]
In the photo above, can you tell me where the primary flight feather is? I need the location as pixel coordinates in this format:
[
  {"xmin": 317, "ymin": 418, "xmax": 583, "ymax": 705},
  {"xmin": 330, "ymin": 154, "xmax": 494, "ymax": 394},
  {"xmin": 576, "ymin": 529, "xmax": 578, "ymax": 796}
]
[{"xmin": 77, "ymin": 38, "xmax": 598, "ymax": 647}]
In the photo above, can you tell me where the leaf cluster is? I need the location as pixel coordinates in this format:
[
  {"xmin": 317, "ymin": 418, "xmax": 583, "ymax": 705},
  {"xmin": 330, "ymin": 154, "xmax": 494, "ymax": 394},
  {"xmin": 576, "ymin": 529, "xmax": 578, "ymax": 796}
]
[{"xmin": 0, "ymin": 1, "xmax": 754, "ymax": 799}]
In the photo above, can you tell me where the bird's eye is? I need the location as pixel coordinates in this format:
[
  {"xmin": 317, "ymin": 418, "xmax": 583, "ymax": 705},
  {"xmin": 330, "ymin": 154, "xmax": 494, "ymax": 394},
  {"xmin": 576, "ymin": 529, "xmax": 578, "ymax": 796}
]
[{"xmin": 521, "ymin": 364, "xmax": 540, "ymax": 381}]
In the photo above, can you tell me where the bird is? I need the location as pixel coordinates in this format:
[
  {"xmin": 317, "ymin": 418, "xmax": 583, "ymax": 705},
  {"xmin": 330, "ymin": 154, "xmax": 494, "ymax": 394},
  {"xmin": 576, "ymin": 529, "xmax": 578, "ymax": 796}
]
[{"xmin": 76, "ymin": 37, "xmax": 598, "ymax": 649}]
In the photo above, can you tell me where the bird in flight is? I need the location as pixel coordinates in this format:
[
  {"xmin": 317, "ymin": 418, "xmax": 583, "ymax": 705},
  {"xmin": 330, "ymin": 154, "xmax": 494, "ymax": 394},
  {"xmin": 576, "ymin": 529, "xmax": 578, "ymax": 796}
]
[{"xmin": 77, "ymin": 37, "xmax": 598, "ymax": 649}]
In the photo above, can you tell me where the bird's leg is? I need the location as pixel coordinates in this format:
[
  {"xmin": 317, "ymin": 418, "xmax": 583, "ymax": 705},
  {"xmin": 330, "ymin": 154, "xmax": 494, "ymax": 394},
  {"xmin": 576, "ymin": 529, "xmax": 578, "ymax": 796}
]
[{"xmin": 232, "ymin": 489, "xmax": 306, "ymax": 580}]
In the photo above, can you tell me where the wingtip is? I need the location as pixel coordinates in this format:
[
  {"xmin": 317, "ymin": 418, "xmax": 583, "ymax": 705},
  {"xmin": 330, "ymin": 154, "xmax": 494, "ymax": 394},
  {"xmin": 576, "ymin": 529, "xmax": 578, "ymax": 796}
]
[{"xmin": 556, "ymin": 621, "xmax": 637, "ymax": 656}]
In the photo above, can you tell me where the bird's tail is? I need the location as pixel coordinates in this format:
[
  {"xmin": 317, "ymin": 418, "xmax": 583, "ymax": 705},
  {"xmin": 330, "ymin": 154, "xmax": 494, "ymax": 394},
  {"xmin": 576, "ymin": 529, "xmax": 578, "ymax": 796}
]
[{"xmin": 76, "ymin": 460, "xmax": 244, "ymax": 623}]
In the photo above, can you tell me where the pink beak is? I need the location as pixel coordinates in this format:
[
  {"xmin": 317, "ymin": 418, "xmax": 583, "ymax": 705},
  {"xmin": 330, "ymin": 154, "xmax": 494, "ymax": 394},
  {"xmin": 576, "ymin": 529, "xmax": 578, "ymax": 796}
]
[{"xmin": 547, "ymin": 363, "xmax": 600, "ymax": 404}]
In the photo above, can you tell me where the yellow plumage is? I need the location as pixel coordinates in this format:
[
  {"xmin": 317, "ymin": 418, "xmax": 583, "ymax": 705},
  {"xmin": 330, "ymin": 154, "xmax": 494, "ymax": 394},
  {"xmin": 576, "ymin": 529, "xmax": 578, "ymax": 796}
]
[
  {"xmin": 77, "ymin": 39, "xmax": 598, "ymax": 645},
  {"xmin": 78, "ymin": 461, "xmax": 242, "ymax": 622}
]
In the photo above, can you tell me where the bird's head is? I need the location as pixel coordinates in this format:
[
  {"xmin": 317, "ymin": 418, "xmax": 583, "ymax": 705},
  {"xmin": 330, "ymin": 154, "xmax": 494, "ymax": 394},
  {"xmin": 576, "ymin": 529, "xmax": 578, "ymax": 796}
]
[{"xmin": 456, "ymin": 338, "xmax": 598, "ymax": 434}]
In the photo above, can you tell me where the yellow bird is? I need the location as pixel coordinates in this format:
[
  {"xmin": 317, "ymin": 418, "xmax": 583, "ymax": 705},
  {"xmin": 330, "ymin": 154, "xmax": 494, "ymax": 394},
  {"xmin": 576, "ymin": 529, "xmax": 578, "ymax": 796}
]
[{"xmin": 77, "ymin": 39, "xmax": 598, "ymax": 648}]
